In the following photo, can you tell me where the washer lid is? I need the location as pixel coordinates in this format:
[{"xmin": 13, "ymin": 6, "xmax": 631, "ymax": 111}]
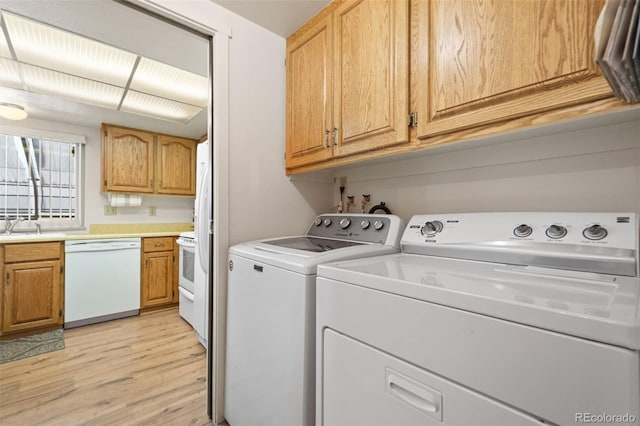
[
  {"xmin": 317, "ymin": 253, "xmax": 640, "ymax": 350},
  {"xmin": 229, "ymin": 237, "xmax": 400, "ymax": 275},
  {"xmin": 262, "ymin": 236, "xmax": 364, "ymax": 252}
]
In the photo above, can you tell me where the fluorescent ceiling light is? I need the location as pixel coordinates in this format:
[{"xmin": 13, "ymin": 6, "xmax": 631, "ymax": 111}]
[
  {"xmin": 4, "ymin": 12, "xmax": 137, "ymax": 86},
  {"xmin": 121, "ymin": 90, "xmax": 202, "ymax": 123},
  {"xmin": 0, "ymin": 103, "xmax": 28, "ymax": 120},
  {"xmin": 0, "ymin": 58, "xmax": 23, "ymax": 88},
  {"xmin": 0, "ymin": 27, "xmax": 11, "ymax": 60},
  {"xmin": 20, "ymin": 63, "xmax": 123, "ymax": 109},
  {"xmin": 0, "ymin": 11, "xmax": 207, "ymax": 124},
  {"xmin": 130, "ymin": 58, "xmax": 208, "ymax": 107}
]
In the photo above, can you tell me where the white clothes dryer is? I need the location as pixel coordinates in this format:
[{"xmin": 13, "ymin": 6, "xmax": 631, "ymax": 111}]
[
  {"xmin": 225, "ymin": 213, "xmax": 405, "ymax": 426},
  {"xmin": 316, "ymin": 212, "xmax": 640, "ymax": 426}
]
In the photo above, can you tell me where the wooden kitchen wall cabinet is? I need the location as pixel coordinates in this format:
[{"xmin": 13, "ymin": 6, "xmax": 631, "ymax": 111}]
[
  {"xmin": 156, "ymin": 135, "xmax": 197, "ymax": 195},
  {"xmin": 1, "ymin": 242, "xmax": 64, "ymax": 337},
  {"xmin": 285, "ymin": 0, "xmax": 623, "ymax": 175},
  {"xmin": 285, "ymin": 0, "xmax": 409, "ymax": 172},
  {"xmin": 141, "ymin": 237, "xmax": 177, "ymax": 311},
  {"xmin": 414, "ymin": 0, "xmax": 611, "ymax": 140},
  {"xmin": 101, "ymin": 124, "xmax": 196, "ymax": 196}
]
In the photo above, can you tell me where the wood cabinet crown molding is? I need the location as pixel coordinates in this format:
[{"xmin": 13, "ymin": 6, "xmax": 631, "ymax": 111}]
[{"xmin": 284, "ymin": 0, "xmax": 628, "ymax": 176}]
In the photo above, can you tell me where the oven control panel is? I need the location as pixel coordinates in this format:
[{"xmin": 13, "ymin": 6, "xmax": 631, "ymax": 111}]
[
  {"xmin": 307, "ymin": 214, "xmax": 405, "ymax": 246},
  {"xmin": 401, "ymin": 212, "xmax": 638, "ymax": 276}
]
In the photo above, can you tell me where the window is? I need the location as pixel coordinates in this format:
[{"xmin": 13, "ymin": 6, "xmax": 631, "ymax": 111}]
[{"xmin": 0, "ymin": 131, "xmax": 83, "ymax": 231}]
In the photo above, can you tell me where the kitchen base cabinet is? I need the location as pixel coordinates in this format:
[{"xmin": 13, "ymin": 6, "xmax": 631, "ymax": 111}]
[
  {"xmin": 141, "ymin": 237, "xmax": 177, "ymax": 311},
  {"xmin": 1, "ymin": 242, "xmax": 64, "ymax": 338}
]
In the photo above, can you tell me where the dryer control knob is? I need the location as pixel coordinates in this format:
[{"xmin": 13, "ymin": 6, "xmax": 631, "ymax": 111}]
[
  {"xmin": 339, "ymin": 218, "xmax": 351, "ymax": 229},
  {"xmin": 421, "ymin": 221, "xmax": 443, "ymax": 236},
  {"xmin": 513, "ymin": 224, "xmax": 533, "ymax": 238},
  {"xmin": 314, "ymin": 218, "xmax": 322, "ymax": 227},
  {"xmin": 546, "ymin": 224, "xmax": 567, "ymax": 239},
  {"xmin": 373, "ymin": 220, "xmax": 384, "ymax": 230},
  {"xmin": 360, "ymin": 219, "xmax": 371, "ymax": 229},
  {"xmin": 583, "ymin": 224, "xmax": 608, "ymax": 240},
  {"xmin": 323, "ymin": 218, "xmax": 332, "ymax": 227}
]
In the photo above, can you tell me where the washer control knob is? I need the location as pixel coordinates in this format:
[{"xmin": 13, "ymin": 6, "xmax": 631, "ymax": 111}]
[
  {"xmin": 421, "ymin": 221, "xmax": 443, "ymax": 236},
  {"xmin": 583, "ymin": 224, "xmax": 608, "ymax": 240},
  {"xmin": 314, "ymin": 218, "xmax": 322, "ymax": 227},
  {"xmin": 546, "ymin": 224, "xmax": 567, "ymax": 239},
  {"xmin": 323, "ymin": 218, "xmax": 332, "ymax": 227},
  {"xmin": 360, "ymin": 219, "xmax": 371, "ymax": 230},
  {"xmin": 513, "ymin": 224, "xmax": 533, "ymax": 238},
  {"xmin": 339, "ymin": 218, "xmax": 351, "ymax": 229},
  {"xmin": 373, "ymin": 220, "xmax": 384, "ymax": 230}
]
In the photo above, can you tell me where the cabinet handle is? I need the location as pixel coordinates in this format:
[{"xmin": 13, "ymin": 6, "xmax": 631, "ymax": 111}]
[
  {"xmin": 333, "ymin": 127, "xmax": 338, "ymax": 146},
  {"xmin": 324, "ymin": 129, "xmax": 330, "ymax": 148},
  {"xmin": 150, "ymin": 179, "xmax": 153, "ymax": 188},
  {"xmin": 6, "ymin": 272, "xmax": 9, "ymax": 283},
  {"xmin": 154, "ymin": 242, "xmax": 163, "ymax": 247}
]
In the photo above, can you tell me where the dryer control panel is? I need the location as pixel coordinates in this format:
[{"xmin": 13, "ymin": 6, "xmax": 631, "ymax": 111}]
[{"xmin": 401, "ymin": 212, "xmax": 638, "ymax": 277}]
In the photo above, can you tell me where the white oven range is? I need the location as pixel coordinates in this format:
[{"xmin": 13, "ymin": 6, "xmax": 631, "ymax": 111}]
[{"xmin": 176, "ymin": 231, "xmax": 196, "ymax": 327}]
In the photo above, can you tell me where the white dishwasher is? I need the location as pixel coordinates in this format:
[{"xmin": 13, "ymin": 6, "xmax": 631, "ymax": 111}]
[{"xmin": 65, "ymin": 238, "xmax": 141, "ymax": 328}]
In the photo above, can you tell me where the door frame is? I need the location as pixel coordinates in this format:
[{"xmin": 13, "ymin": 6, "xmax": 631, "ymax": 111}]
[{"xmin": 127, "ymin": 1, "xmax": 230, "ymax": 423}]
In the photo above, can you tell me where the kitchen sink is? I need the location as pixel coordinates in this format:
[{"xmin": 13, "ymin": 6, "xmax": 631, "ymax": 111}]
[{"xmin": 0, "ymin": 233, "xmax": 67, "ymax": 241}]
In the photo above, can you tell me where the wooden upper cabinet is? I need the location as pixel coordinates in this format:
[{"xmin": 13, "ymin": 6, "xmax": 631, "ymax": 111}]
[
  {"xmin": 414, "ymin": 0, "xmax": 611, "ymax": 139},
  {"xmin": 102, "ymin": 125, "xmax": 154, "ymax": 193},
  {"xmin": 333, "ymin": 0, "xmax": 409, "ymax": 157},
  {"xmin": 285, "ymin": 0, "xmax": 409, "ymax": 171},
  {"xmin": 156, "ymin": 135, "xmax": 196, "ymax": 195},
  {"xmin": 101, "ymin": 124, "xmax": 197, "ymax": 196},
  {"xmin": 286, "ymin": 15, "xmax": 334, "ymax": 169}
]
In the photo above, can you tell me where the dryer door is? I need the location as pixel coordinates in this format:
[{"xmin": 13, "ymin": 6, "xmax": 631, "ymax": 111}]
[{"xmin": 322, "ymin": 329, "xmax": 542, "ymax": 426}]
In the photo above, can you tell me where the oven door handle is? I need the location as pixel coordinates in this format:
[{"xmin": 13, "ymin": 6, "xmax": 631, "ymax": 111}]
[{"xmin": 176, "ymin": 238, "xmax": 197, "ymax": 248}]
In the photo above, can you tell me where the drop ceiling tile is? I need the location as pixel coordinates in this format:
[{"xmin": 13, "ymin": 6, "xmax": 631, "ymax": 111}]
[
  {"xmin": 4, "ymin": 12, "xmax": 137, "ymax": 86},
  {"xmin": 0, "ymin": 58, "xmax": 23, "ymax": 88},
  {"xmin": 20, "ymin": 63, "xmax": 123, "ymax": 109},
  {"xmin": 121, "ymin": 90, "xmax": 203, "ymax": 123},
  {"xmin": 130, "ymin": 57, "xmax": 208, "ymax": 107}
]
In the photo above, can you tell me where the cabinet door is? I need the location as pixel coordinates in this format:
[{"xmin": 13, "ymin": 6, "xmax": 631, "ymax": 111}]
[
  {"xmin": 333, "ymin": 0, "xmax": 409, "ymax": 157},
  {"xmin": 141, "ymin": 251, "xmax": 174, "ymax": 308},
  {"xmin": 286, "ymin": 15, "xmax": 334, "ymax": 169},
  {"xmin": 2, "ymin": 260, "xmax": 62, "ymax": 333},
  {"xmin": 415, "ymin": 0, "xmax": 610, "ymax": 139},
  {"xmin": 156, "ymin": 135, "xmax": 196, "ymax": 195},
  {"xmin": 102, "ymin": 125, "xmax": 155, "ymax": 193}
]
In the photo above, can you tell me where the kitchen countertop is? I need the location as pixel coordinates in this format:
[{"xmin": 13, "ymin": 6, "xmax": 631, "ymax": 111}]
[{"xmin": 0, "ymin": 222, "xmax": 193, "ymax": 244}]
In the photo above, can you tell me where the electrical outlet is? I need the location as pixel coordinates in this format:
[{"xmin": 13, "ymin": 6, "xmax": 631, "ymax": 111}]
[
  {"xmin": 339, "ymin": 177, "xmax": 347, "ymax": 187},
  {"xmin": 149, "ymin": 206, "xmax": 157, "ymax": 216},
  {"xmin": 104, "ymin": 206, "xmax": 117, "ymax": 216}
]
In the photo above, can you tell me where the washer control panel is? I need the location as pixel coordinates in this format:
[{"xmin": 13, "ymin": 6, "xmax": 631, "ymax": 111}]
[
  {"xmin": 402, "ymin": 212, "xmax": 638, "ymax": 276},
  {"xmin": 307, "ymin": 214, "xmax": 404, "ymax": 245}
]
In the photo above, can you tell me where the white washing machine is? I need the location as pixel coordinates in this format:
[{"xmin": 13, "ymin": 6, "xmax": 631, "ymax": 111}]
[
  {"xmin": 225, "ymin": 213, "xmax": 405, "ymax": 426},
  {"xmin": 316, "ymin": 212, "xmax": 640, "ymax": 426}
]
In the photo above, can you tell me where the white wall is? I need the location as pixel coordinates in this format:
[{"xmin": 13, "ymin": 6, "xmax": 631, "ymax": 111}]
[
  {"xmin": 1, "ymin": 117, "xmax": 194, "ymax": 230},
  {"xmin": 223, "ymin": 11, "xmax": 333, "ymax": 245},
  {"xmin": 332, "ymin": 115, "xmax": 640, "ymax": 224}
]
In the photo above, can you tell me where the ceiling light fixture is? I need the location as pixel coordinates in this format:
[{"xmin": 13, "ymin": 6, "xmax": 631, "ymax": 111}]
[{"xmin": 0, "ymin": 103, "xmax": 28, "ymax": 120}]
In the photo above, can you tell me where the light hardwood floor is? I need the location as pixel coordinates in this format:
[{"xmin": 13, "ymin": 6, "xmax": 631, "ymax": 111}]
[{"xmin": 0, "ymin": 308, "xmax": 212, "ymax": 426}]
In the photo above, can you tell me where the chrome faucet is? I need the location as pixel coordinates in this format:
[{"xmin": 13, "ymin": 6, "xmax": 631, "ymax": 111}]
[{"xmin": 4, "ymin": 217, "xmax": 24, "ymax": 235}]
